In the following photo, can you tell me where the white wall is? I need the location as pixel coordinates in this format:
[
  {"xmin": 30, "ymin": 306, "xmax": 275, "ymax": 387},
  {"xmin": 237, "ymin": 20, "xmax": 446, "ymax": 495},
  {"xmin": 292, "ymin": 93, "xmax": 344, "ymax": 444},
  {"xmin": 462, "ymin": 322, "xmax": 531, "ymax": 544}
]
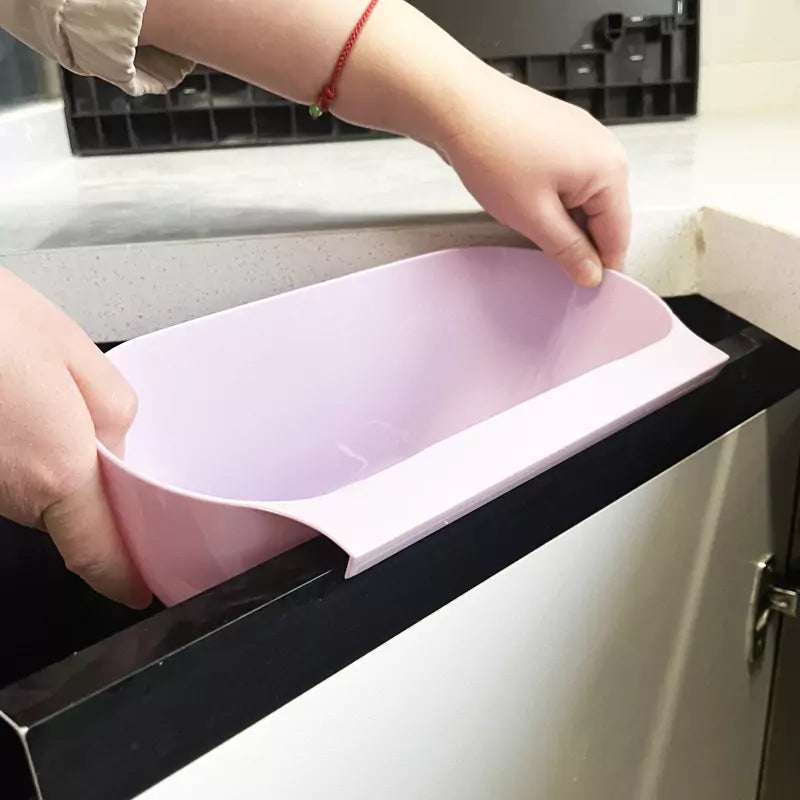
[{"xmin": 700, "ymin": 0, "xmax": 800, "ymax": 112}]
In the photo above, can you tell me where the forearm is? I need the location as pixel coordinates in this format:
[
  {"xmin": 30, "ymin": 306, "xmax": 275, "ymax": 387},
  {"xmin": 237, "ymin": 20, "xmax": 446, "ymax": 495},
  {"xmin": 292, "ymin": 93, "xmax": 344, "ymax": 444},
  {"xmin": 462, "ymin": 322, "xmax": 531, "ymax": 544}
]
[{"xmin": 140, "ymin": 0, "xmax": 485, "ymax": 146}]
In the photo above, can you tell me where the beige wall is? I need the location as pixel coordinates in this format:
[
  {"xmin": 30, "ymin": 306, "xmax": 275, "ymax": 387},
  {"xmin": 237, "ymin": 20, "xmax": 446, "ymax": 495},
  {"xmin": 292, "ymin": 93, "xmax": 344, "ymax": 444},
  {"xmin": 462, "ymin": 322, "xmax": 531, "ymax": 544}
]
[{"xmin": 700, "ymin": 0, "xmax": 800, "ymax": 111}]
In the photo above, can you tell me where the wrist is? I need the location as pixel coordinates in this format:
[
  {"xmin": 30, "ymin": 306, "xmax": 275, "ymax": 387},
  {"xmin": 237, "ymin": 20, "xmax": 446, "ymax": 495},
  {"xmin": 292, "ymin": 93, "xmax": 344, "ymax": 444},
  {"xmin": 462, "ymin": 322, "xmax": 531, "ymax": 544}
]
[
  {"xmin": 329, "ymin": 0, "xmax": 493, "ymax": 147},
  {"xmin": 418, "ymin": 56, "xmax": 493, "ymax": 149},
  {"xmin": 419, "ymin": 59, "xmax": 499, "ymax": 159}
]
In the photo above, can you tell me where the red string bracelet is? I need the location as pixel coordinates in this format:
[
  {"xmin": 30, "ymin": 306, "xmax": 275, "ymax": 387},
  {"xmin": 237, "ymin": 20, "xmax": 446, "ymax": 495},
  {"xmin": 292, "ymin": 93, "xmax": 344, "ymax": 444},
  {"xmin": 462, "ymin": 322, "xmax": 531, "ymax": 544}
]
[{"xmin": 309, "ymin": 0, "xmax": 380, "ymax": 119}]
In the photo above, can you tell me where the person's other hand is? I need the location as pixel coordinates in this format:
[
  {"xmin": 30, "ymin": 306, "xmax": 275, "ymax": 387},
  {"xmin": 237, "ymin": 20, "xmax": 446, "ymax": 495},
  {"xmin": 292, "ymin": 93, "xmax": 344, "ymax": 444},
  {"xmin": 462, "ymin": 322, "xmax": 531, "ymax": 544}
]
[
  {"xmin": 0, "ymin": 268, "xmax": 151, "ymax": 607},
  {"xmin": 438, "ymin": 71, "xmax": 631, "ymax": 288}
]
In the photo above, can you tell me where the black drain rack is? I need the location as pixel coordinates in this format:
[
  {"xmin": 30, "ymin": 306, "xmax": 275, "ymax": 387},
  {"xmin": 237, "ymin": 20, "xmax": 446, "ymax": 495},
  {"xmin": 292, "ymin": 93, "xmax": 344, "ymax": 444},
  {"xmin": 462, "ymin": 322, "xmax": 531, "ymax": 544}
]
[{"xmin": 62, "ymin": 3, "xmax": 698, "ymax": 156}]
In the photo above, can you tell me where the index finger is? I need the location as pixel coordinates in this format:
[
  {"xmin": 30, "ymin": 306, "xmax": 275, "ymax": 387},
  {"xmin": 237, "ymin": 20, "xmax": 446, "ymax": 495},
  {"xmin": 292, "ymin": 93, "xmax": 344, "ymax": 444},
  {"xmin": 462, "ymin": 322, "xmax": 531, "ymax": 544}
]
[{"xmin": 583, "ymin": 183, "xmax": 632, "ymax": 271}]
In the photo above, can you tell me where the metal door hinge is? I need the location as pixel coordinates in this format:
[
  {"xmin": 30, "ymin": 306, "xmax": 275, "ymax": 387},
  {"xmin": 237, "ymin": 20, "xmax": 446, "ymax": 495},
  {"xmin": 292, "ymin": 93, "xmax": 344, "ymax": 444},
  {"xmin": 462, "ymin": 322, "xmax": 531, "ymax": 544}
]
[{"xmin": 747, "ymin": 554, "xmax": 800, "ymax": 665}]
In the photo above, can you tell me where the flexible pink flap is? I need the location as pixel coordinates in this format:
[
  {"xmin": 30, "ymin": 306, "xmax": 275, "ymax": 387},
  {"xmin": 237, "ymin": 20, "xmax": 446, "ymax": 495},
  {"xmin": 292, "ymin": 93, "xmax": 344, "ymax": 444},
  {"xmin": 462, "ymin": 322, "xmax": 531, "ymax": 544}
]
[
  {"xmin": 100, "ymin": 247, "xmax": 727, "ymax": 599},
  {"xmin": 265, "ymin": 319, "xmax": 723, "ymax": 576}
]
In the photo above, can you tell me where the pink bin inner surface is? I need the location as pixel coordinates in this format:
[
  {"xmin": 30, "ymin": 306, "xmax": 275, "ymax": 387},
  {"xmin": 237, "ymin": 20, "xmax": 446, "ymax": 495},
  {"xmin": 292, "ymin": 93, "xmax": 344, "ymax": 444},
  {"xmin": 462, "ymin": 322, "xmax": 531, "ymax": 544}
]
[{"xmin": 109, "ymin": 247, "xmax": 672, "ymax": 506}]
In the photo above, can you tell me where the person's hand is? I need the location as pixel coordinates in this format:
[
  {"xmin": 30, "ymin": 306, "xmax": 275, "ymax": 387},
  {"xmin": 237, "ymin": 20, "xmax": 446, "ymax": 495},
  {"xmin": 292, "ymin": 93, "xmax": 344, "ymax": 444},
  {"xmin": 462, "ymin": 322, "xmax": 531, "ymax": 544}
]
[
  {"xmin": 0, "ymin": 268, "xmax": 151, "ymax": 608},
  {"xmin": 138, "ymin": 0, "xmax": 629, "ymax": 291},
  {"xmin": 438, "ymin": 70, "xmax": 631, "ymax": 288}
]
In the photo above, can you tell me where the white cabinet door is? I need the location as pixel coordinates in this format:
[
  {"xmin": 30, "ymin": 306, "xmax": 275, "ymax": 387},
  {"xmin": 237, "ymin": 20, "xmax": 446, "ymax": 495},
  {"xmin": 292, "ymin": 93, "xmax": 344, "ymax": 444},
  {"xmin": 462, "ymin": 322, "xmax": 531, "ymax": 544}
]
[{"xmin": 140, "ymin": 393, "xmax": 800, "ymax": 800}]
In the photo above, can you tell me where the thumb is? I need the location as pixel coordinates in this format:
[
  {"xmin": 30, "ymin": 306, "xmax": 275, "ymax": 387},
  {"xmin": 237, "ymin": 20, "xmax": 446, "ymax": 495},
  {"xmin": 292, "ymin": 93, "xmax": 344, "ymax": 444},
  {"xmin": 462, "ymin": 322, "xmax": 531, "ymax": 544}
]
[
  {"xmin": 42, "ymin": 462, "xmax": 152, "ymax": 609},
  {"xmin": 526, "ymin": 197, "xmax": 604, "ymax": 288}
]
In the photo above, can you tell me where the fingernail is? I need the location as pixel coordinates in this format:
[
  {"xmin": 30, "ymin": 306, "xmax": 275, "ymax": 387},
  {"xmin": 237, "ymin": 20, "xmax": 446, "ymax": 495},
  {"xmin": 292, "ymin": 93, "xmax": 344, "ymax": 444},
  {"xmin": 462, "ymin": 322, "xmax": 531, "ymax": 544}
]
[
  {"xmin": 576, "ymin": 259, "xmax": 603, "ymax": 288},
  {"xmin": 125, "ymin": 588, "xmax": 153, "ymax": 610},
  {"xmin": 607, "ymin": 254, "xmax": 626, "ymax": 271}
]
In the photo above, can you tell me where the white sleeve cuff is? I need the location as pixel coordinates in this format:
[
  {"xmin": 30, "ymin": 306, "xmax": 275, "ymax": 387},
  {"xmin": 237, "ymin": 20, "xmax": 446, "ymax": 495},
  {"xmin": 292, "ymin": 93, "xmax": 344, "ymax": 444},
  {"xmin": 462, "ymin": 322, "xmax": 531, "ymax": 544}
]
[{"xmin": 58, "ymin": 0, "xmax": 194, "ymax": 95}]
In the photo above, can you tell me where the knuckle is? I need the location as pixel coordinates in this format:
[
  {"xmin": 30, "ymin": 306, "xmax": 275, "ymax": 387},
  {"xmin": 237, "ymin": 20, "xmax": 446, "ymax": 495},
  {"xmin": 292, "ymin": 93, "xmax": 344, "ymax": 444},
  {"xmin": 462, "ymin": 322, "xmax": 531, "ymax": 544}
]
[
  {"xmin": 63, "ymin": 546, "xmax": 111, "ymax": 581},
  {"xmin": 108, "ymin": 384, "xmax": 139, "ymax": 431},
  {"xmin": 570, "ymin": 104, "xmax": 594, "ymax": 125},
  {"xmin": 608, "ymin": 143, "xmax": 629, "ymax": 175},
  {"xmin": 552, "ymin": 235, "xmax": 591, "ymax": 264},
  {"xmin": 37, "ymin": 448, "xmax": 94, "ymax": 510},
  {"xmin": 92, "ymin": 380, "xmax": 139, "ymax": 439}
]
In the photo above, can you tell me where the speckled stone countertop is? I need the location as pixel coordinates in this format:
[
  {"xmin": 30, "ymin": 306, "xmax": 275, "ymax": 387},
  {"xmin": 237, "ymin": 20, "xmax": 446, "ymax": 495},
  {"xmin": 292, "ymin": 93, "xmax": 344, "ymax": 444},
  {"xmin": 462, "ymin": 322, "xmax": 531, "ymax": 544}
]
[
  {"xmin": 5, "ymin": 106, "xmax": 800, "ymax": 253},
  {"xmin": 1, "ymin": 104, "xmax": 799, "ymax": 344}
]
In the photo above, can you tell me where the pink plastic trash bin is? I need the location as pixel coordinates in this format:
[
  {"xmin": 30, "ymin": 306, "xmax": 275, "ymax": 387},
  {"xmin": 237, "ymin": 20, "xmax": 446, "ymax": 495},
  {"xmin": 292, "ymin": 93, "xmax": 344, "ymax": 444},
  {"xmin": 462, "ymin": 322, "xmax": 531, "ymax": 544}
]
[{"xmin": 98, "ymin": 246, "xmax": 727, "ymax": 605}]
